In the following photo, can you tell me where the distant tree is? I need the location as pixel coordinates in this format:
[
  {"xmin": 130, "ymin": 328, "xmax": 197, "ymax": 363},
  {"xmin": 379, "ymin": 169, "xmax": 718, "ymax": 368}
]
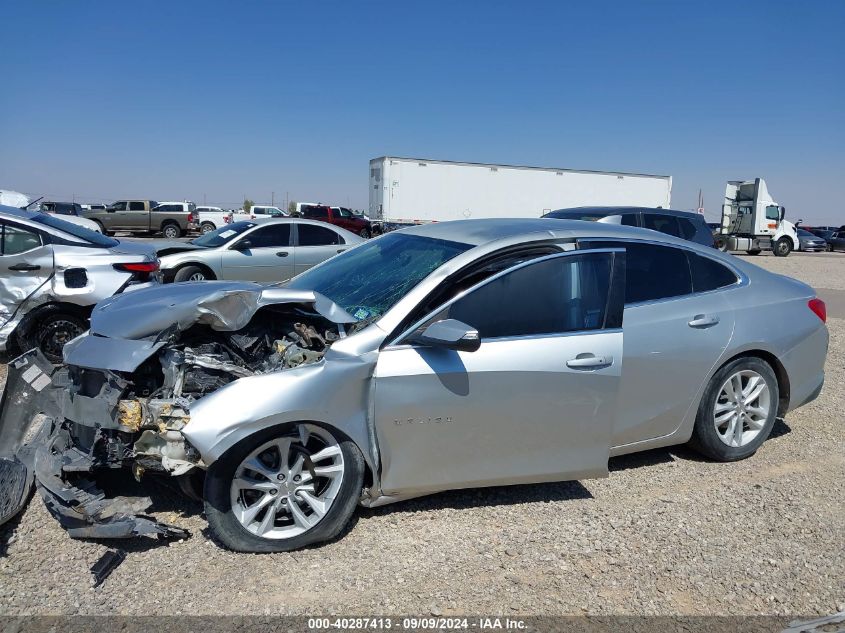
[
  {"xmin": 288, "ymin": 200, "xmax": 297, "ymax": 215},
  {"xmin": 243, "ymin": 199, "xmax": 254, "ymax": 213}
]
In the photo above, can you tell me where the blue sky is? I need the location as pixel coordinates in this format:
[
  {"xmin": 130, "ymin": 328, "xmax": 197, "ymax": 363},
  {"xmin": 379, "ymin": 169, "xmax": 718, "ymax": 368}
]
[{"xmin": 1, "ymin": 1, "xmax": 843, "ymax": 223}]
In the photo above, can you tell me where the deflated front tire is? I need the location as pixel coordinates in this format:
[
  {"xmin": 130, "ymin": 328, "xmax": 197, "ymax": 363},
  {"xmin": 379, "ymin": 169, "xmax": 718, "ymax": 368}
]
[{"xmin": 204, "ymin": 422, "xmax": 364, "ymax": 552}]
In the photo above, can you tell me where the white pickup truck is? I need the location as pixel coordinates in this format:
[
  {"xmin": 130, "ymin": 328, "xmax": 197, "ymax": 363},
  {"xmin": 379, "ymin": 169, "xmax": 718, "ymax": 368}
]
[{"xmin": 195, "ymin": 206, "xmax": 234, "ymax": 234}]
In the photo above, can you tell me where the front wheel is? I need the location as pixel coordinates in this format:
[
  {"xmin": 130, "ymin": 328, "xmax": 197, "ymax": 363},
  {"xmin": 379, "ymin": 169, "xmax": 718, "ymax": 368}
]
[
  {"xmin": 773, "ymin": 237, "xmax": 793, "ymax": 257},
  {"xmin": 19, "ymin": 312, "xmax": 88, "ymax": 364},
  {"xmin": 174, "ymin": 265, "xmax": 212, "ymax": 282},
  {"xmin": 714, "ymin": 237, "xmax": 729, "ymax": 252},
  {"xmin": 689, "ymin": 357, "xmax": 779, "ymax": 462},
  {"xmin": 204, "ymin": 423, "xmax": 364, "ymax": 552}
]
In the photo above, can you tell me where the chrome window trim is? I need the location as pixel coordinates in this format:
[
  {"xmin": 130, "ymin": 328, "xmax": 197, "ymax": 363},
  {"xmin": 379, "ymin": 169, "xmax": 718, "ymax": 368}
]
[
  {"xmin": 386, "ymin": 247, "xmax": 624, "ymax": 348},
  {"xmin": 575, "ymin": 236, "xmax": 747, "ymax": 308}
]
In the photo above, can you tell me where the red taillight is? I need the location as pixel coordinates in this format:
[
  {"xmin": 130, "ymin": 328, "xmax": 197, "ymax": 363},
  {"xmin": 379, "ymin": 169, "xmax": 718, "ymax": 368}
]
[
  {"xmin": 187, "ymin": 212, "xmax": 194, "ymax": 223},
  {"xmin": 114, "ymin": 262, "xmax": 160, "ymax": 273},
  {"xmin": 808, "ymin": 298, "xmax": 826, "ymax": 323}
]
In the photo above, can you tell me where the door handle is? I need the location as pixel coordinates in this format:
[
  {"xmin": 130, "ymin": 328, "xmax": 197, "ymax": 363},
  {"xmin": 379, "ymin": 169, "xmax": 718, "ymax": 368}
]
[
  {"xmin": 276, "ymin": 251, "xmax": 289, "ymax": 257},
  {"xmin": 688, "ymin": 314, "xmax": 720, "ymax": 328},
  {"xmin": 566, "ymin": 354, "xmax": 612, "ymax": 369},
  {"xmin": 8, "ymin": 263, "xmax": 40, "ymax": 272}
]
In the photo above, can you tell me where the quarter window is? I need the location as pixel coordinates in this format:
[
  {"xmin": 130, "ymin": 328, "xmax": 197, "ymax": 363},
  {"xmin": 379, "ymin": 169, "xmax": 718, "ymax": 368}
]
[
  {"xmin": 2, "ymin": 224, "xmax": 43, "ymax": 255},
  {"xmin": 689, "ymin": 253, "xmax": 738, "ymax": 292},
  {"xmin": 298, "ymin": 224, "xmax": 342, "ymax": 246},
  {"xmin": 418, "ymin": 252, "xmax": 617, "ymax": 340},
  {"xmin": 677, "ymin": 217, "xmax": 699, "ymax": 240}
]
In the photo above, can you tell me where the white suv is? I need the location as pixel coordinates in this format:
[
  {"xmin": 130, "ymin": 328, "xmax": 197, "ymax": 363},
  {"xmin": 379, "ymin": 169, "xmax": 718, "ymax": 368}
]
[{"xmin": 250, "ymin": 205, "xmax": 288, "ymax": 221}]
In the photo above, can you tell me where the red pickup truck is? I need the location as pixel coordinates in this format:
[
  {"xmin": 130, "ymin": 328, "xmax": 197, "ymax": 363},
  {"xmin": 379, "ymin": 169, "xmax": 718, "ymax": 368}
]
[{"xmin": 300, "ymin": 204, "xmax": 372, "ymax": 238}]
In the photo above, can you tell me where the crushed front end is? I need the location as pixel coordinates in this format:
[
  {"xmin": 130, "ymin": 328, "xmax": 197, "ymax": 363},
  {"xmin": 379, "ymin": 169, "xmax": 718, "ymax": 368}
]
[{"xmin": 0, "ymin": 283, "xmax": 348, "ymax": 539}]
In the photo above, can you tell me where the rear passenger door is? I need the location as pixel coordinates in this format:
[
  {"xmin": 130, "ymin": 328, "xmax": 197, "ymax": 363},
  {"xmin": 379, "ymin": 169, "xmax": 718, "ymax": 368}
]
[
  {"xmin": 292, "ymin": 223, "xmax": 346, "ymax": 275},
  {"xmin": 579, "ymin": 240, "xmax": 737, "ymax": 447}
]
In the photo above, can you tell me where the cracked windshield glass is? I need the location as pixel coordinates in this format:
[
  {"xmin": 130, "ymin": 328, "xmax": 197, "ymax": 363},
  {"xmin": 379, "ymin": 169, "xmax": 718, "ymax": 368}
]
[{"xmin": 286, "ymin": 233, "xmax": 472, "ymax": 321}]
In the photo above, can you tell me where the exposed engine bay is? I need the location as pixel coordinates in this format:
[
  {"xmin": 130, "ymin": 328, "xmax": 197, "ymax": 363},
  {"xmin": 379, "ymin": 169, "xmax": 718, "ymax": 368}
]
[{"xmin": 0, "ymin": 293, "xmax": 348, "ymax": 539}]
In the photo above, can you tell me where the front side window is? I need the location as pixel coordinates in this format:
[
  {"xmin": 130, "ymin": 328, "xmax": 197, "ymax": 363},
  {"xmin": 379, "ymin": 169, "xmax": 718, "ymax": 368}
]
[
  {"xmin": 297, "ymin": 224, "xmax": 341, "ymax": 246},
  {"xmin": 191, "ymin": 221, "xmax": 256, "ymax": 248},
  {"xmin": 245, "ymin": 224, "xmax": 291, "ymax": 248},
  {"xmin": 765, "ymin": 206, "xmax": 780, "ymax": 220},
  {"xmin": 2, "ymin": 224, "xmax": 43, "ymax": 255},
  {"xmin": 417, "ymin": 252, "xmax": 616, "ymax": 340},
  {"xmin": 643, "ymin": 213, "xmax": 682, "ymax": 238},
  {"xmin": 129, "ymin": 201, "xmax": 145, "ymax": 211},
  {"xmin": 111, "ymin": 201, "xmax": 128, "ymax": 211}
]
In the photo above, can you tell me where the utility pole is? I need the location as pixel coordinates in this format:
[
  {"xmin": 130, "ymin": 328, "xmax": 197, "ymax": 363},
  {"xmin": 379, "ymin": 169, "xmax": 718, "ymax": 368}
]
[
  {"xmin": 285, "ymin": 191, "xmax": 289, "ymax": 210},
  {"xmin": 271, "ymin": 191, "xmax": 275, "ymax": 206},
  {"xmin": 203, "ymin": 193, "xmax": 206, "ymax": 205}
]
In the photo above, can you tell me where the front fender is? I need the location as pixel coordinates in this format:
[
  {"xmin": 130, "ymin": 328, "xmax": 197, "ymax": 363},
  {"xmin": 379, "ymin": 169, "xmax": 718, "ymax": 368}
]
[{"xmin": 182, "ymin": 353, "xmax": 378, "ymax": 471}]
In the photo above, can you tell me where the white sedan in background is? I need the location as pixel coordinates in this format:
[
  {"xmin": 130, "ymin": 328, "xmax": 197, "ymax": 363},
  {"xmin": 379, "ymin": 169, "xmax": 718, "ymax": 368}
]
[{"xmin": 156, "ymin": 218, "xmax": 364, "ymax": 283}]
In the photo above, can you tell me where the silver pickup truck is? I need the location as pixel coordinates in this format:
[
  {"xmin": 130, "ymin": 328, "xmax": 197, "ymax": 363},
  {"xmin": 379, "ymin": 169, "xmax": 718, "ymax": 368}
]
[{"xmin": 82, "ymin": 200, "xmax": 195, "ymax": 238}]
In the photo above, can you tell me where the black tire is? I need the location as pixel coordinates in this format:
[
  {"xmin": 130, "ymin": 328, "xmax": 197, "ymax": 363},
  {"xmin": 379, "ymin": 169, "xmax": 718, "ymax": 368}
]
[
  {"xmin": 200, "ymin": 222, "xmax": 216, "ymax": 234},
  {"xmin": 688, "ymin": 357, "xmax": 779, "ymax": 462},
  {"xmin": 359, "ymin": 228, "xmax": 371, "ymax": 239},
  {"xmin": 714, "ymin": 237, "xmax": 729, "ymax": 252},
  {"xmin": 162, "ymin": 223, "xmax": 181, "ymax": 239},
  {"xmin": 773, "ymin": 237, "xmax": 792, "ymax": 257},
  {"xmin": 746, "ymin": 249, "xmax": 762, "ymax": 255},
  {"xmin": 18, "ymin": 312, "xmax": 88, "ymax": 364},
  {"xmin": 92, "ymin": 220, "xmax": 109, "ymax": 235},
  {"xmin": 174, "ymin": 265, "xmax": 212, "ymax": 282},
  {"xmin": 204, "ymin": 423, "xmax": 364, "ymax": 552}
]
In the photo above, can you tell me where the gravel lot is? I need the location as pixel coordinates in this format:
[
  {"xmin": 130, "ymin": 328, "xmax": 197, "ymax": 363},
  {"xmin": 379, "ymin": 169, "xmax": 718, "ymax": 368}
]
[{"xmin": 0, "ymin": 254, "xmax": 842, "ymax": 617}]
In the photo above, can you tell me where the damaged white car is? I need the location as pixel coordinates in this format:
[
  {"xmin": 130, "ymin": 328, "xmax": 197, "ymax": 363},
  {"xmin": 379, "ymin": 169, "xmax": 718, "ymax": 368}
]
[{"xmin": 0, "ymin": 219, "xmax": 828, "ymax": 552}]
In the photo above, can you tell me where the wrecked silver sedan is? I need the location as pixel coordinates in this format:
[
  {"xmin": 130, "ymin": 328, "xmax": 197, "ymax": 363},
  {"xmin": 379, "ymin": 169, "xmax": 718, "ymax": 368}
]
[
  {"xmin": 0, "ymin": 219, "xmax": 828, "ymax": 551},
  {"xmin": 0, "ymin": 205, "xmax": 159, "ymax": 362}
]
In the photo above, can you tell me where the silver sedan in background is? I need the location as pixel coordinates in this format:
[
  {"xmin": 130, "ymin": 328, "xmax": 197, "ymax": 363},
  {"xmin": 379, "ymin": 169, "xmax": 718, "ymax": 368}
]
[
  {"xmin": 0, "ymin": 219, "xmax": 828, "ymax": 551},
  {"xmin": 156, "ymin": 219, "xmax": 364, "ymax": 283}
]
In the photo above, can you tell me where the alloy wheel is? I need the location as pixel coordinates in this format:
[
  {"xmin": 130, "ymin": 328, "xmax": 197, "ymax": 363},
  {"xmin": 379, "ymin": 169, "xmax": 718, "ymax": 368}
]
[
  {"xmin": 229, "ymin": 425, "xmax": 345, "ymax": 539},
  {"xmin": 188, "ymin": 271, "xmax": 206, "ymax": 281},
  {"xmin": 713, "ymin": 369, "xmax": 771, "ymax": 447}
]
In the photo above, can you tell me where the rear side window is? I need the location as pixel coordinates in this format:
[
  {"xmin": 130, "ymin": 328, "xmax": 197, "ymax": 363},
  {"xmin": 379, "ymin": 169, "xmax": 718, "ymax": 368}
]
[
  {"xmin": 620, "ymin": 214, "xmax": 638, "ymax": 227},
  {"xmin": 689, "ymin": 253, "xmax": 738, "ymax": 292},
  {"xmin": 419, "ymin": 252, "xmax": 616, "ymax": 339},
  {"xmin": 579, "ymin": 241, "xmax": 692, "ymax": 304},
  {"xmin": 129, "ymin": 201, "xmax": 145, "ymax": 211},
  {"xmin": 298, "ymin": 224, "xmax": 341, "ymax": 246},
  {"xmin": 643, "ymin": 213, "xmax": 681, "ymax": 238},
  {"xmin": 2, "ymin": 224, "xmax": 43, "ymax": 255}
]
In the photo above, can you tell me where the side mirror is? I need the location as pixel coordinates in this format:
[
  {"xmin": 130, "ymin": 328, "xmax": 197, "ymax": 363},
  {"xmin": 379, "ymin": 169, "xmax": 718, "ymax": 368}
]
[
  {"xmin": 415, "ymin": 319, "xmax": 480, "ymax": 352},
  {"xmin": 779, "ymin": 206, "xmax": 786, "ymax": 221},
  {"xmin": 232, "ymin": 239, "xmax": 252, "ymax": 251}
]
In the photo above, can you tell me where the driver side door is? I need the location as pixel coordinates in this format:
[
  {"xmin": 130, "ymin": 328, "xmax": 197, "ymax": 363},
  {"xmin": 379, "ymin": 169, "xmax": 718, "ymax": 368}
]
[
  {"xmin": 373, "ymin": 249, "xmax": 626, "ymax": 496},
  {"xmin": 0, "ymin": 222, "xmax": 54, "ymax": 328},
  {"xmin": 219, "ymin": 223, "xmax": 294, "ymax": 282}
]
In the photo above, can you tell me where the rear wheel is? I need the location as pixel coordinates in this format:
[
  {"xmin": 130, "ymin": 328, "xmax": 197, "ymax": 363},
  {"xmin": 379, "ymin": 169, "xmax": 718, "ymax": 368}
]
[
  {"xmin": 92, "ymin": 220, "xmax": 108, "ymax": 235},
  {"xmin": 204, "ymin": 423, "xmax": 364, "ymax": 552},
  {"xmin": 19, "ymin": 312, "xmax": 88, "ymax": 363},
  {"xmin": 162, "ymin": 223, "xmax": 181, "ymax": 239},
  {"xmin": 174, "ymin": 265, "xmax": 212, "ymax": 282},
  {"xmin": 689, "ymin": 357, "xmax": 779, "ymax": 461},
  {"xmin": 359, "ymin": 228, "xmax": 371, "ymax": 239},
  {"xmin": 773, "ymin": 237, "xmax": 792, "ymax": 257},
  {"xmin": 200, "ymin": 222, "xmax": 216, "ymax": 234}
]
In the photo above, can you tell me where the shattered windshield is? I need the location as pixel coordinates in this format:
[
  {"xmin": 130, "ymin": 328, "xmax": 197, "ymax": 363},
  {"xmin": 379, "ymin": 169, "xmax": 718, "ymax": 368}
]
[
  {"xmin": 190, "ymin": 221, "xmax": 256, "ymax": 247},
  {"xmin": 286, "ymin": 233, "xmax": 473, "ymax": 321}
]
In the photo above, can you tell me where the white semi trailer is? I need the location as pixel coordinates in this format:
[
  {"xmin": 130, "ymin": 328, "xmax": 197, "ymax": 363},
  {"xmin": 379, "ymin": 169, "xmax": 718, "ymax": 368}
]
[
  {"xmin": 368, "ymin": 157, "xmax": 672, "ymax": 227},
  {"xmin": 715, "ymin": 178, "xmax": 799, "ymax": 257}
]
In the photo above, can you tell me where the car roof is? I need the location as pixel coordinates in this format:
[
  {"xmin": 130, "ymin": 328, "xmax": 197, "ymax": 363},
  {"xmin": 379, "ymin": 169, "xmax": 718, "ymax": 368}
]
[{"xmin": 547, "ymin": 206, "xmax": 704, "ymax": 220}]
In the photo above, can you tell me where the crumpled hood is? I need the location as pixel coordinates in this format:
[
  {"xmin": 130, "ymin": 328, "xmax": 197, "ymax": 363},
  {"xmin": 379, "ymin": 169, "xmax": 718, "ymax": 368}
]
[{"xmin": 91, "ymin": 281, "xmax": 357, "ymax": 340}]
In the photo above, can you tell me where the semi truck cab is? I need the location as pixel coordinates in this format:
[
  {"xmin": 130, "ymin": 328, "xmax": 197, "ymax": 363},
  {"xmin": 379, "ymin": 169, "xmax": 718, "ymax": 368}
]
[{"xmin": 717, "ymin": 178, "xmax": 799, "ymax": 256}]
